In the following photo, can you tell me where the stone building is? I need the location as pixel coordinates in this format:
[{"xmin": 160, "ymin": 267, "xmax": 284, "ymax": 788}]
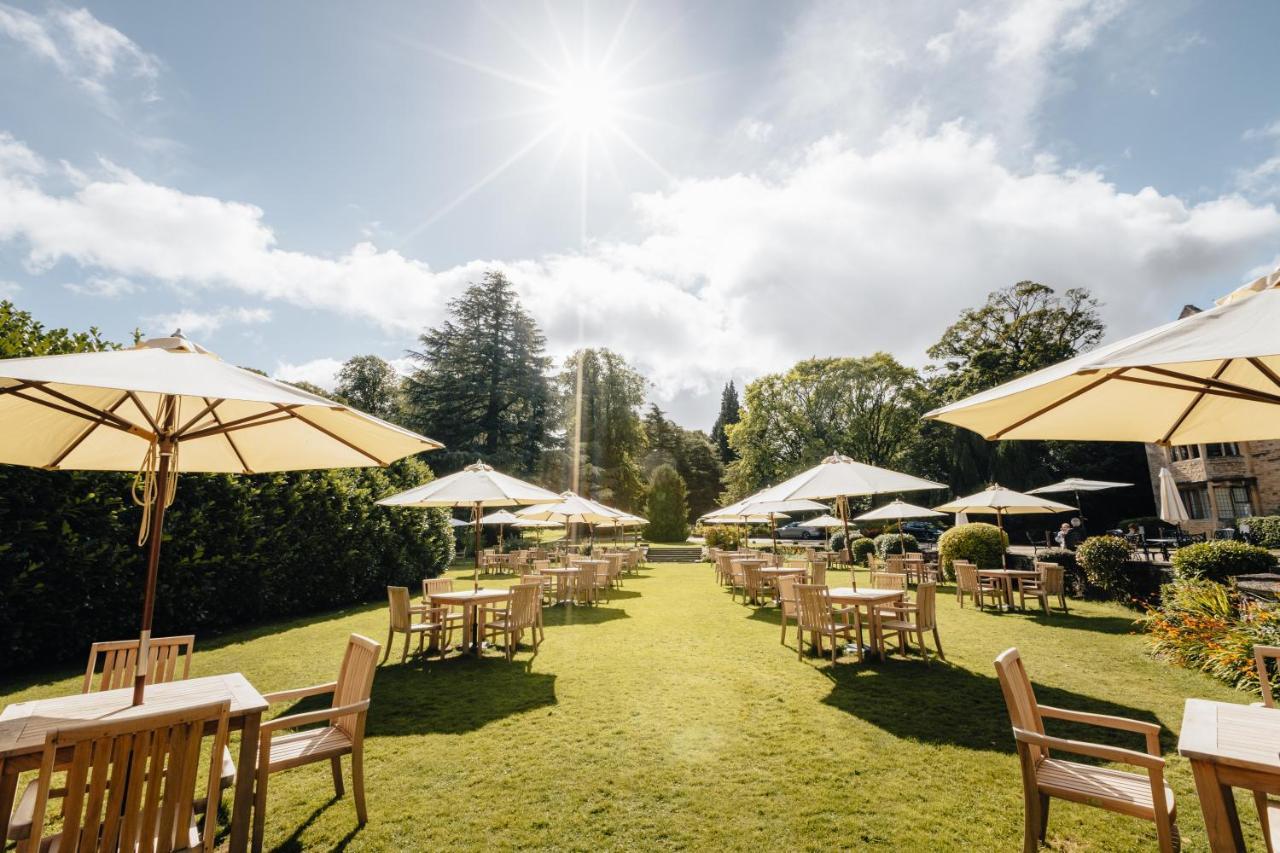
[{"xmin": 1144, "ymin": 440, "xmax": 1280, "ymax": 535}]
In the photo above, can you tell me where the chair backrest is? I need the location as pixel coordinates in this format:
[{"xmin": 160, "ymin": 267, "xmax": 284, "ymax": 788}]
[
  {"xmin": 870, "ymin": 571, "xmax": 907, "ymax": 591},
  {"xmin": 509, "ymin": 583, "xmax": 542, "ymax": 632},
  {"xmin": 742, "ymin": 562, "xmax": 763, "ymax": 594},
  {"xmin": 808, "ymin": 561, "xmax": 827, "ymax": 586},
  {"xmin": 955, "ymin": 561, "xmax": 977, "ymax": 591},
  {"xmin": 993, "ymin": 648, "xmax": 1047, "ymax": 761},
  {"xmin": 83, "ymin": 635, "xmax": 194, "ymax": 694},
  {"xmin": 784, "ymin": 558, "xmax": 807, "ymax": 568},
  {"xmin": 1034, "ymin": 562, "xmax": 1065, "ymax": 596},
  {"xmin": 886, "ymin": 555, "xmax": 907, "ymax": 573},
  {"xmin": 533, "ymin": 559, "xmax": 550, "ymax": 572},
  {"xmin": 423, "ymin": 577, "xmax": 454, "ymax": 599},
  {"xmin": 387, "ymin": 586, "xmax": 412, "ymax": 631},
  {"xmin": 332, "ymin": 634, "xmax": 381, "ymax": 739},
  {"xmin": 915, "ymin": 582, "xmax": 937, "ymax": 629},
  {"xmin": 795, "ymin": 584, "xmax": 835, "ymax": 634},
  {"xmin": 27, "ymin": 700, "xmax": 230, "ymax": 853},
  {"xmin": 1256, "ymin": 645, "xmax": 1280, "ymax": 708},
  {"xmin": 776, "ymin": 574, "xmax": 799, "ymax": 615}
]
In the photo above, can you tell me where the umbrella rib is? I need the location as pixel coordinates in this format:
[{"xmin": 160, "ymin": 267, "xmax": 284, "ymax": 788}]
[
  {"xmin": 1159, "ymin": 360, "xmax": 1231, "ymax": 445},
  {"xmin": 279, "ymin": 407, "xmax": 389, "ymax": 467},
  {"xmin": 1113, "ymin": 374, "xmax": 1280, "ymax": 405},
  {"xmin": 2, "ymin": 387, "xmax": 150, "ymax": 438},
  {"xmin": 990, "ymin": 369, "xmax": 1125, "ymax": 440},
  {"xmin": 179, "ymin": 406, "xmax": 302, "ymax": 441},
  {"xmin": 1247, "ymin": 357, "xmax": 1280, "ymax": 393},
  {"xmin": 204, "ymin": 397, "xmax": 253, "ymax": 473},
  {"xmin": 1131, "ymin": 365, "xmax": 1280, "ymax": 405},
  {"xmin": 126, "ymin": 391, "xmax": 162, "ymax": 436},
  {"xmin": 48, "ymin": 391, "xmax": 133, "ymax": 469},
  {"xmin": 175, "ymin": 398, "xmax": 224, "ymax": 437},
  {"xmin": 8, "ymin": 382, "xmax": 147, "ymax": 436}
]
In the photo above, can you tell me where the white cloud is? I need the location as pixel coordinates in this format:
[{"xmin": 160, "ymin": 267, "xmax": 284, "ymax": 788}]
[
  {"xmin": 273, "ymin": 357, "xmax": 344, "ymax": 391},
  {"xmin": 64, "ymin": 274, "xmax": 139, "ymax": 298},
  {"xmin": 0, "ymin": 4, "xmax": 159, "ymax": 108},
  {"xmin": 2, "ymin": 125, "xmax": 1278, "ymax": 427},
  {"xmin": 0, "ymin": 279, "xmax": 19, "ymax": 298},
  {"xmin": 143, "ymin": 306, "xmax": 272, "ymax": 337}
]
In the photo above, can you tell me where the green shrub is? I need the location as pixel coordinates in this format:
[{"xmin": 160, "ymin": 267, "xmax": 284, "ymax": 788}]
[
  {"xmin": 1075, "ymin": 535, "xmax": 1132, "ymax": 595},
  {"xmin": 937, "ymin": 523, "xmax": 1007, "ymax": 579},
  {"xmin": 851, "ymin": 537, "xmax": 877, "ymax": 566},
  {"xmin": 874, "ymin": 532, "xmax": 919, "ymax": 559},
  {"xmin": 1240, "ymin": 515, "xmax": 1280, "ymax": 548},
  {"xmin": 1171, "ymin": 540, "xmax": 1277, "ymax": 583},
  {"xmin": 702, "ymin": 525, "xmax": 743, "ymax": 551},
  {"xmin": 644, "ymin": 464, "xmax": 691, "ymax": 543},
  {"xmin": 1140, "ymin": 578, "xmax": 1280, "ymax": 694}
]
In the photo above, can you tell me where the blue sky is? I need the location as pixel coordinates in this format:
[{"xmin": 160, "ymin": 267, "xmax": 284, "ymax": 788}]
[{"xmin": 2, "ymin": 1, "xmax": 1279, "ymax": 428}]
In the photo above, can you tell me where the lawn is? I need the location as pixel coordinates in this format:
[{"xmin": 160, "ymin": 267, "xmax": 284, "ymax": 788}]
[{"xmin": 0, "ymin": 562, "xmax": 1264, "ymax": 851}]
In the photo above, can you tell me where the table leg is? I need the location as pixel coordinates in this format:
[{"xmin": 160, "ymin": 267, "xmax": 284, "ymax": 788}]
[
  {"xmin": 0, "ymin": 759, "xmax": 15, "ymax": 845},
  {"xmin": 1190, "ymin": 758, "xmax": 1246, "ymax": 853},
  {"xmin": 464, "ymin": 603, "xmax": 477, "ymax": 654},
  {"xmin": 231, "ymin": 711, "xmax": 262, "ymax": 853}
]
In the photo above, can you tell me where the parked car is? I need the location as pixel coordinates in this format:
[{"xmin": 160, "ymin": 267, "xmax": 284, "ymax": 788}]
[
  {"xmin": 898, "ymin": 520, "xmax": 946, "ymax": 542},
  {"xmin": 775, "ymin": 521, "xmax": 826, "ymax": 540}
]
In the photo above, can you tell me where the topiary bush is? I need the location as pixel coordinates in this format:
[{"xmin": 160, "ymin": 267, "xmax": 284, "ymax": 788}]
[
  {"xmin": 874, "ymin": 532, "xmax": 919, "ymax": 559},
  {"xmin": 938, "ymin": 523, "xmax": 1008, "ymax": 579},
  {"xmin": 1075, "ymin": 535, "xmax": 1132, "ymax": 597},
  {"xmin": 644, "ymin": 464, "xmax": 691, "ymax": 543},
  {"xmin": 1171, "ymin": 540, "xmax": 1277, "ymax": 583},
  {"xmin": 1240, "ymin": 516, "xmax": 1280, "ymax": 548},
  {"xmin": 851, "ymin": 537, "xmax": 877, "ymax": 566}
]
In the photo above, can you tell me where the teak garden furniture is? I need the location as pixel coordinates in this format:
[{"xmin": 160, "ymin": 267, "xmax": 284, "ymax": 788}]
[
  {"xmin": 481, "ymin": 583, "xmax": 544, "ymax": 660},
  {"xmin": 384, "ymin": 586, "xmax": 449, "ymax": 663},
  {"xmin": 1020, "ymin": 563, "xmax": 1068, "ymax": 614},
  {"xmin": 879, "ymin": 582, "xmax": 944, "ymax": 664},
  {"xmin": 795, "ymin": 584, "xmax": 863, "ymax": 663}
]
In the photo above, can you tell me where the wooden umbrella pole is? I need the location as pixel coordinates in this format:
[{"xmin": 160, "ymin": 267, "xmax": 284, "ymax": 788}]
[
  {"xmin": 839, "ymin": 496, "xmax": 852, "ymax": 567},
  {"xmin": 770, "ymin": 512, "xmax": 778, "ymax": 559},
  {"xmin": 997, "ymin": 508, "xmax": 1008, "ymax": 568},
  {"xmin": 899, "ymin": 517, "xmax": 907, "ymax": 556},
  {"xmin": 473, "ymin": 502, "xmax": 481, "ymax": 591},
  {"xmin": 133, "ymin": 436, "xmax": 174, "ymax": 706}
]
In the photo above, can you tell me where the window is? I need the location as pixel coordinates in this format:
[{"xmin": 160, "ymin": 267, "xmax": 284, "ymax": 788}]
[
  {"xmin": 1180, "ymin": 486, "xmax": 1209, "ymax": 520},
  {"xmin": 1213, "ymin": 484, "xmax": 1253, "ymax": 524},
  {"xmin": 1171, "ymin": 444, "xmax": 1200, "ymax": 461},
  {"xmin": 1205, "ymin": 442, "xmax": 1241, "ymax": 458}
]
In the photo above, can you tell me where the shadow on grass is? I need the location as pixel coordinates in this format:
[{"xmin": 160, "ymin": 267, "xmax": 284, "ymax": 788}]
[
  {"xmin": 540, "ymin": 605, "xmax": 630, "ymax": 628},
  {"xmin": 820, "ymin": 661, "xmax": 1171, "ymax": 756},
  {"xmin": 251, "ymin": 795, "xmax": 361, "ymax": 853},
  {"xmin": 367, "ymin": 657, "xmax": 557, "ymax": 736}
]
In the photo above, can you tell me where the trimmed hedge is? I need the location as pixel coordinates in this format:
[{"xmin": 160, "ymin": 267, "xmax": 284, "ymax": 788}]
[
  {"xmin": 851, "ymin": 537, "xmax": 877, "ymax": 566},
  {"xmin": 874, "ymin": 532, "xmax": 919, "ymax": 559},
  {"xmin": 1171, "ymin": 540, "xmax": 1277, "ymax": 584},
  {"xmin": 1075, "ymin": 535, "xmax": 1131, "ymax": 597},
  {"xmin": 703, "ymin": 525, "xmax": 744, "ymax": 551},
  {"xmin": 1240, "ymin": 515, "xmax": 1280, "ymax": 548},
  {"xmin": 937, "ymin": 523, "xmax": 1007, "ymax": 579}
]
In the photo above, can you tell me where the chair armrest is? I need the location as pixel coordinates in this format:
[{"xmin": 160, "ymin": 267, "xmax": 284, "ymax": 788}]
[
  {"xmin": 262, "ymin": 681, "xmax": 338, "ymax": 704},
  {"xmin": 1037, "ymin": 705, "xmax": 1163, "ymax": 754},
  {"xmin": 1013, "ymin": 727, "xmax": 1165, "ymax": 770},
  {"xmin": 260, "ymin": 699, "xmax": 371, "ymax": 735}
]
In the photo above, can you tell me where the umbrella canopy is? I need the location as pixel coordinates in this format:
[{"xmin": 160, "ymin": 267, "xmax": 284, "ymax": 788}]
[
  {"xmin": 935, "ymin": 486, "xmax": 1076, "ymax": 515},
  {"xmin": 512, "ymin": 518, "xmax": 563, "ymax": 528},
  {"xmin": 1027, "ymin": 478, "xmax": 1133, "ymax": 495},
  {"xmin": 924, "ymin": 267, "xmax": 1280, "ymax": 443},
  {"xmin": 478, "ymin": 509, "xmax": 522, "ymax": 525},
  {"xmin": 0, "ymin": 332, "xmax": 441, "ymax": 704},
  {"xmin": 597, "ymin": 512, "xmax": 648, "ymax": 527},
  {"xmin": 801, "ymin": 514, "xmax": 846, "ymax": 528},
  {"xmin": 1157, "ymin": 467, "xmax": 1191, "ymax": 527},
  {"xmin": 515, "ymin": 491, "xmax": 624, "ymax": 525},
  {"xmin": 701, "ymin": 513, "xmax": 779, "ymax": 524},
  {"xmin": 854, "ymin": 499, "xmax": 946, "ymax": 522},
  {"xmin": 447, "ymin": 517, "xmax": 470, "ymax": 528},
  {"xmin": 702, "ymin": 495, "xmax": 828, "ymax": 553}
]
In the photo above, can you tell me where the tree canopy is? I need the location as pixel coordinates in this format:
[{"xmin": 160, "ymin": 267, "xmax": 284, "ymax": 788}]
[
  {"xmin": 645, "ymin": 463, "xmax": 690, "ymax": 542},
  {"xmin": 642, "ymin": 404, "xmax": 724, "ymax": 521},
  {"xmin": 335, "ymin": 354, "xmax": 403, "ymax": 421},
  {"xmin": 709, "ymin": 381, "xmax": 740, "ymax": 463}
]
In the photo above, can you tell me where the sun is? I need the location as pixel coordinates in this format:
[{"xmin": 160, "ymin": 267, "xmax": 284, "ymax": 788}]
[{"xmin": 550, "ymin": 69, "xmax": 620, "ymax": 134}]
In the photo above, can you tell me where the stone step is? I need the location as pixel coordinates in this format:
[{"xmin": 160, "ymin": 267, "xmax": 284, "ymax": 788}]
[{"xmin": 645, "ymin": 546, "xmax": 703, "ymax": 563}]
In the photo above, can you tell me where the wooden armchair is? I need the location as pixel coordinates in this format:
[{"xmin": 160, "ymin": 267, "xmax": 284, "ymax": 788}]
[
  {"xmin": 384, "ymin": 586, "xmax": 450, "ymax": 663},
  {"xmin": 23, "ymin": 700, "xmax": 230, "ymax": 853},
  {"xmin": 879, "ymin": 582, "xmax": 944, "ymax": 664},
  {"xmin": 1021, "ymin": 563, "xmax": 1068, "ymax": 614},
  {"xmin": 955, "ymin": 561, "xmax": 1000, "ymax": 609},
  {"xmin": 423, "ymin": 577, "xmax": 466, "ymax": 634},
  {"xmin": 1253, "ymin": 645, "xmax": 1280, "ymax": 850},
  {"xmin": 481, "ymin": 583, "xmax": 544, "ymax": 660},
  {"xmin": 795, "ymin": 584, "xmax": 863, "ymax": 663},
  {"xmin": 573, "ymin": 566, "xmax": 598, "ymax": 606},
  {"xmin": 776, "ymin": 574, "xmax": 801, "ymax": 646},
  {"xmin": 254, "ymin": 634, "xmax": 381, "ymax": 851},
  {"xmin": 993, "ymin": 648, "xmax": 1178, "ymax": 852},
  {"xmin": 808, "ymin": 560, "xmax": 827, "ymax": 587}
]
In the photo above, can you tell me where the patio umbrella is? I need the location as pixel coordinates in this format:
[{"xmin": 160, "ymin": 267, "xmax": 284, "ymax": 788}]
[
  {"xmin": 0, "ymin": 332, "xmax": 442, "ymax": 704},
  {"xmin": 1157, "ymin": 467, "xmax": 1191, "ymax": 528},
  {"xmin": 447, "ymin": 517, "xmax": 470, "ymax": 528},
  {"xmin": 934, "ymin": 486, "xmax": 1076, "ymax": 567},
  {"xmin": 923, "ymin": 267, "xmax": 1280, "ymax": 444},
  {"xmin": 515, "ymin": 491, "xmax": 625, "ymax": 549},
  {"xmin": 703, "ymin": 495, "xmax": 828, "ymax": 553},
  {"xmin": 511, "ymin": 516, "xmax": 564, "ymax": 546},
  {"xmin": 377, "ymin": 461, "xmax": 561, "ymax": 589},
  {"xmin": 598, "ymin": 512, "xmax": 648, "ymax": 544},
  {"xmin": 479, "ymin": 509, "xmax": 522, "ymax": 553},
  {"xmin": 801, "ymin": 513, "xmax": 851, "ymax": 550},
  {"xmin": 854, "ymin": 499, "xmax": 946, "ymax": 555},
  {"xmin": 751, "ymin": 453, "xmax": 945, "ymax": 562},
  {"xmin": 1027, "ymin": 478, "xmax": 1131, "ymax": 533}
]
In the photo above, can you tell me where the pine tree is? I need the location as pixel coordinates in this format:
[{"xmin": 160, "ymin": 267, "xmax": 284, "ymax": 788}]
[
  {"xmin": 709, "ymin": 381, "xmax": 740, "ymax": 463},
  {"xmin": 402, "ymin": 271, "xmax": 551, "ymax": 475},
  {"xmin": 645, "ymin": 464, "xmax": 690, "ymax": 542}
]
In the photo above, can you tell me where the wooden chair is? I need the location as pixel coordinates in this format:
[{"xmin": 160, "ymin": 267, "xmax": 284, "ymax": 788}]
[
  {"xmin": 741, "ymin": 562, "xmax": 769, "ymax": 605},
  {"xmin": 795, "ymin": 584, "xmax": 863, "ymax": 663},
  {"xmin": 1253, "ymin": 645, "xmax": 1280, "ymax": 851},
  {"xmin": 21, "ymin": 700, "xmax": 230, "ymax": 853},
  {"xmin": 383, "ymin": 586, "xmax": 449, "ymax": 663},
  {"xmin": 955, "ymin": 561, "xmax": 1001, "ymax": 610},
  {"xmin": 880, "ymin": 582, "xmax": 945, "ymax": 664},
  {"xmin": 254, "ymin": 634, "xmax": 381, "ymax": 851},
  {"xmin": 870, "ymin": 571, "xmax": 907, "ymax": 592},
  {"xmin": 776, "ymin": 574, "xmax": 802, "ymax": 646},
  {"xmin": 423, "ymin": 577, "xmax": 466, "ymax": 635},
  {"xmin": 82, "ymin": 635, "xmax": 194, "ymax": 693},
  {"xmin": 993, "ymin": 648, "xmax": 1178, "ymax": 852},
  {"xmin": 482, "ymin": 583, "xmax": 544, "ymax": 660},
  {"xmin": 1021, "ymin": 563, "xmax": 1068, "ymax": 614},
  {"xmin": 808, "ymin": 560, "xmax": 827, "ymax": 587},
  {"xmin": 573, "ymin": 566, "xmax": 598, "ymax": 606}
]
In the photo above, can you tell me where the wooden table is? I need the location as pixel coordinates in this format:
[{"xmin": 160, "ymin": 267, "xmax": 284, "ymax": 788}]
[
  {"xmin": 1178, "ymin": 698, "xmax": 1280, "ymax": 852},
  {"xmin": 541, "ymin": 567, "xmax": 580, "ymax": 603},
  {"xmin": 828, "ymin": 587, "xmax": 904, "ymax": 657},
  {"xmin": 977, "ymin": 568, "xmax": 1040, "ymax": 609},
  {"xmin": 0, "ymin": 672, "xmax": 267, "ymax": 852},
  {"xmin": 427, "ymin": 588, "xmax": 512, "ymax": 653}
]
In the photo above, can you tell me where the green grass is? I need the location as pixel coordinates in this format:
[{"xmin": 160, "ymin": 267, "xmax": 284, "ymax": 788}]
[{"xmin": 1, "ymin": 563, "xmax": 1263, "ymax": 851}]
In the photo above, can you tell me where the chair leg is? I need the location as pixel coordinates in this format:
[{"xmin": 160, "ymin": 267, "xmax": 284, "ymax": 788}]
[
  {"xmin": 1037, "ymin": 794, "xmax": 1050, "ymax": 843},
  {"xmin": 400, "ymin": 632, "xmax": 410, "ymax": 663},
  {"xmin": 1154, "ymin": 804, "xmax": 1177, "ymax": 853},
  {"xmin": 381, "ymin": 628, "xmax": 393, "ymax": 664},
  {"xmin": 917, "ymin": 627, "xmax": 929, "ymax": 665},
  {"xmin": 1021, "ymin": 786, "xmax": 1043, "ymax": 853},
  {"xmin": 331, "ymin": 756, "xmax": 345, "ymax": 797},
  {"xmin": 253, "ymin": 756, "xmax": 270, "ymax": 852},
  {"xmin": 352, "ymin": 745, "xmax": 367, "ymax": 826},
  {"xmin": 932, "ymin": 626, "xmax": 945, "ymax": 661}
]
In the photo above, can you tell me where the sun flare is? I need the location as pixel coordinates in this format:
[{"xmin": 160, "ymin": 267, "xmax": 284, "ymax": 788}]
[{"xmin": 550, "ymin": 70, "xmax": 619, "ymax": 134}]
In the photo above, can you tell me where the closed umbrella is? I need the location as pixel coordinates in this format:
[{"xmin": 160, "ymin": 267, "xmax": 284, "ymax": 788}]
[
  {"xmin": 1157, "ymin": 467, "xmax": 1190, "ymax": 528},
  {"xmin": 378, "ymin": 461, "xmax": 561, "ymax": 589},
  {"xmin": 924, "ymin": 267, "xmax": 1280, "ymax": 443},
  {"xmin": 854, "ymin": 499, "xmax": 946, "ymax": 555},
  {"xmin": 934, "ymin": 486, "xmax": 1076, "ymax": 567},
  {"xmin": 0, "ymin": 332, "xmax": 442, "ymax": 704}
]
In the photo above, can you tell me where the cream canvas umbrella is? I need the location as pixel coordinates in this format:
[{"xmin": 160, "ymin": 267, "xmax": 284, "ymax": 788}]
[
  {"xmin": 751, "ymin": 453, "xmax": 945, "ymax": 562},
  {"xmin": 703, "ymin": 495, "xmax": 828, "ymax": 553},
  {"xmin": 1157, "ymin": 467, "xmax": 1191, "ymax": 528},
  {"xmin": 511, "ymin": 516, "xmax": 563, "ymax": 546},
  {"xmin": 378, "ymin": 461, "xmax": 561, "ymax": 589},
  {"xmin": 924, "ymin": 267, "xmax": 1280, "ymax": 444},
  {"xmin": 802, "ymin": 513, "xmax": 848, "ymax": 549},
  {"xmin": 599, "ymin": 512, "xmax": 648, "ymax": 544},
  {"xmin": 515, "ymin": 491, "xmax": 625, "ymax": 549},
  {"xmin": 854, "ymin": 499, "xmax": 946, "ymax": 556},
  {"xmin": 934, "ymin": 486, "xmax": 1076, "ymax": 567},
  {"xmin": 0, "ymin": 332, "xmax": 442, "ymax": 704},
  {"xmin": 478, "ymin": 509, "xmax": 522, "ymax": 553},
  {"xmin": 1027, "ymin": 478, "xmax": 1131, "ymax": 533}
]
